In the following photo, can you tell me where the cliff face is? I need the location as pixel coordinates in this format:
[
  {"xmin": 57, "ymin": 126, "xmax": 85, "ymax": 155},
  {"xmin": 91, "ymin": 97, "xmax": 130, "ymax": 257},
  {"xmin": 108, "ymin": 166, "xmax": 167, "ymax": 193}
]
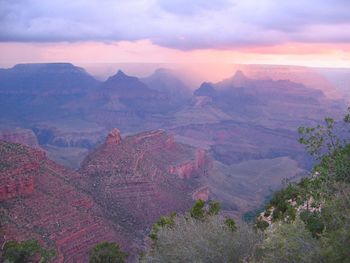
[
  {"xmin": 0, "ymin": 128, "xmax": 213, "ymax": 260},
  {"xmin": 0, "ymin": 140, "xmax": 128, "ymax": 263},
  {"xmin": 0, "ymin": 128, "xmax": 39, "ymax": 148},
  {"xmin": 168, "ymin": 149, "xmax": 211, "ymax": 179},
  {"xmin": 79, "ymin": 128, "xmax": 212, "ymax": 240}
]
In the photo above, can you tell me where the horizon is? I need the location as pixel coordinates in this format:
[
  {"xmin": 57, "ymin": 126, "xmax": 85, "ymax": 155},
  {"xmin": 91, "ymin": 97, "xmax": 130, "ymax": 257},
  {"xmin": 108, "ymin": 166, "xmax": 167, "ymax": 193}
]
[
  {"xmin": 1, "ymin": 0, "xmax": 350, "ymax": 68},
  {"xmin": 2, "ymin": 62, "xmax": 350, "ymax": 87}
]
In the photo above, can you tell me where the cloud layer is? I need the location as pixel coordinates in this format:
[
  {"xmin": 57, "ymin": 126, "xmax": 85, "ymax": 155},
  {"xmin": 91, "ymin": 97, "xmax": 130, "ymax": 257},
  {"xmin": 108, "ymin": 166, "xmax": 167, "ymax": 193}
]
[{"xmin": 1, "ymin": 0, "xmax": 350, "ymax": 50}]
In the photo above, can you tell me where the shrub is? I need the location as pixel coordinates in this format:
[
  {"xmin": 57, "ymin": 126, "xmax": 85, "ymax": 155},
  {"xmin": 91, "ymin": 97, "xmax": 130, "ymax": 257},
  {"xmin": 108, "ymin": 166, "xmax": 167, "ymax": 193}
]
[
  {"xmin": 258, "ymin": 219, "xmax": 323, "ymax": 263},
  {"xmin": 190, "ymin": 199, "xmax": 205, "ymax": 220},
  {"xmin": 225, "ymin": 218, "xmax": 237, "ymax": 232},
  {"xmin": 208, "ymin": 201, "xmax": 221, "ymax": 216},
  {"xmin": 255, "ymin": 220, "xmax": 269, "ymax": 231},
  {"xmin": 2, "ymin": 239, "xmax": 55, "ymax": 263},
  {"xmin": 142, "ymin": 215, "xmax": 262, "ymax": 263},
  {"xmin": 89, "ymin": 242, "xmax": 127, "ymax": 263},
  {"xmin": 150, "ymin": 213, "xmax": 176, "ymax": 241},
  {"xmin": 299, "ymin": 210, "xmax": 324, "ymax": 238}
]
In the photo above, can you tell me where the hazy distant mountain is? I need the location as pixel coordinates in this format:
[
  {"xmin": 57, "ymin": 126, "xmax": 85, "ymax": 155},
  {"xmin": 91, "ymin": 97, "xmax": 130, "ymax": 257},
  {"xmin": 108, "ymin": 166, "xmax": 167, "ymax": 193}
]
[
  {"xmin": 141, "ymin": 68, "xmax": 191, "ymax": 100},
  {"xmin": 190, "ymin": 70, "xmax": 343, "ymax": 129},
  {"xmin": 0, "ymin": 64, "xmax": 346, "ymax": 222},
  {"xmin": 0, "ymin": 63, "xmax": 99, "ymax": 94},
  {"xmin": 316, "ymin": 67, "xmax": 350, "ymax": 102},
  {"xmin": 0, "ymin": 63, "xmax": 99, "ymax": 122}
]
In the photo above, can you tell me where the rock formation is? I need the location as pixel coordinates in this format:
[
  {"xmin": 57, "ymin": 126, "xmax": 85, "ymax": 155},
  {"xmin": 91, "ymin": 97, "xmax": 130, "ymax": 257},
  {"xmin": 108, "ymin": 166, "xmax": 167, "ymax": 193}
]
[
  {"xmin": 105, "ymin": 128, "xmax": 122, "ymax": 145},
  {"xmin": 0, "ymin": 140, "xmax": 129, "ymax": 262},
  {"xmin": 0, "ymin": 128, "xmax": 213, "ymax": 261},
  {"xmin": 78, "ymin": 128, "xmax": 212, "ymax": 241},
  {"xmin": 0, "ymin": 128, "xmax": 39, "ymax": 148}
]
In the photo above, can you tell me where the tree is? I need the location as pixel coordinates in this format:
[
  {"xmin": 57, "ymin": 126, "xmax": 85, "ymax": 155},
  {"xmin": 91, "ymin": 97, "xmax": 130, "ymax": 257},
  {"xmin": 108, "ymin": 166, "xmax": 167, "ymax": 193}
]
[
  {"xmin": 298, "ymin": 108, "xmax": 350, "ymax": 182},
  {"xmin": 320, "ymin": 182, "xmax": 350, "ymax": 262},
  {"xmin": 89, "ymin": 242, "xmax": 127, "ymax": 263}
]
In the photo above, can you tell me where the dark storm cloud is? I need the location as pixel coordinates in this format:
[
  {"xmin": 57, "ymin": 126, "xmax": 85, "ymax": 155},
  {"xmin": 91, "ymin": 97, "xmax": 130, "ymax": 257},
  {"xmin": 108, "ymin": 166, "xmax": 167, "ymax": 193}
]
[{"xmin": 0, "ymin": 0, "xmax": 349, "ymax": 50}]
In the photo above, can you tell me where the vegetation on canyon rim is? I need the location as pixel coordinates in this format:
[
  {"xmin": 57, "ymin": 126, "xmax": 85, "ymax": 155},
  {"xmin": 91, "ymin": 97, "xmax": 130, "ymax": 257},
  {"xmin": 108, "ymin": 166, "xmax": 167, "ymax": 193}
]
[
  {"xmin": 142, "ymin": 108, "xmax": 350, "ymax": 262},
  {"xmin": 1, "ymin": 109, "xmax": 349, "ymax": 263}
]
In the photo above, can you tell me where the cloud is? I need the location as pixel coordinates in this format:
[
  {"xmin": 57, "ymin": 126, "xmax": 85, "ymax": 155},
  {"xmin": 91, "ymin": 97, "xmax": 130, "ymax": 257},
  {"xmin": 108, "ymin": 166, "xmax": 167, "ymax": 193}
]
[
  {"xmin": 156, "ymin": 0, "xmax": 231, "ymax": 16},
  {"xmin": 0, "ymin": 0, "xmax": 349, "ymax": 50}
]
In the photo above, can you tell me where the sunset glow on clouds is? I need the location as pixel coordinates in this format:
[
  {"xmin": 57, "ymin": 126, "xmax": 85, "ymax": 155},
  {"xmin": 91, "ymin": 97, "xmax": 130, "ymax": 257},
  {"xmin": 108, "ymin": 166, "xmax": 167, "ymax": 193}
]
[{"xmin": 0, "ymin": 0, "xmax": 350, "ymax": 67}]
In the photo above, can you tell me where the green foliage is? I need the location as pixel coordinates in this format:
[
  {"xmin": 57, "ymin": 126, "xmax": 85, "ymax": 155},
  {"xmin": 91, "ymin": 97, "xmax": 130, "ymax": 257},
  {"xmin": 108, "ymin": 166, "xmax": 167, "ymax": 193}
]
[
  {"xmin": 258, "ymin": 219, "xmax": 323, "ymax": 263},
  {"xmin": 190, "ymin": 199, "xmax": 205, "ymax": 220},
  {"xmin": 143, "ymin": 110, "xmax": 350, "ymax": 262},
  {"xmin": 190, "ymin": 199, "xmax": 221, "ymax": 219},
  {"xmin": 2, "ymin": 239, "xmax": 55, "ymax": 263},
  {"xmin": 320, "ymin": 183, "xmax": 350, "ymax": 262},
  {"xmin": 299, "ymin": 210, "xmax": 324, "ymax": 238},
  {"xmin": 224, "ymin": 218, "xmax": 237, "ymax": 232},
  {"xmin": 150, "ymin": 213, "xmax": 176, "ymax": 241},
  {"xmin": 255, "ymin": 219, "xmax": 269, "ymax": 231},
  {"xmin": 268, "ymin": 184, "xmax": 301, "ymax": 222},
  {"xmin": 298, "ymin": 116, "xmax": 342, "ymax": 160},
  {"xmin": 208, "ymin": 201, "xmax": 221, "ymax": 216},
  {"xmin": 89, "ymin": 242, "xmax": 127, "ymax": 263},
  {"xmin": 317, "ymin": 144, "xmax": 350, "ymax": 182},
  {"xmin": 298, "ymin": 109, "xmax": 350, "ymax": 182}
]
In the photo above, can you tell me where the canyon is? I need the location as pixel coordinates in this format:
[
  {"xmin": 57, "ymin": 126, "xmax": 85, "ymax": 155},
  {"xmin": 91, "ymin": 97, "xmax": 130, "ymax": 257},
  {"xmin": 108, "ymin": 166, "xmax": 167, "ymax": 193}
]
[
  {"xmin": 0, "ymin": 62, "xmax": 349, "ymax": 261},
  {"xmin": 0, "ymin": 127, "xmax": 212, "ymax": 261}
]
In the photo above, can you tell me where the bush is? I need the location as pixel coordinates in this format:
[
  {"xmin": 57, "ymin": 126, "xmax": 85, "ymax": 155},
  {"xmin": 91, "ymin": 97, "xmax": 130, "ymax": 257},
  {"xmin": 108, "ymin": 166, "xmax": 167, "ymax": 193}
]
[
  {"xmin": 208, "ymin": 201, "xmax": 221, "ymax": 216},
  {"xmin": 150, "ymin": 213, "xmax": 176, "ymax": 241},
  {"xmin": 143, "ymin": 215, "xmax": 262, "ymax": 263},
  {"xmin": 190, "ymin": 199, "xmax": 205, "ymax": 220},
  {"xmin": 320, "ymin": 183, "xmax": 350, "ymax": 262},
  {"xmin": 224, "ymin": 218, "xmax": 237, "ymax": 232},
  {"xmin": 89, "ymin": 242, "xmax": 127, "ymax": 263},
  {"xmin": 2, "ymin": 239, "xmax": 55, "ymax": 263},
  {"xmin": 258, "ymin": 219, "xmax": 323, "ymax": 263},
  {"xmin": 255, "ymin": 220, "xmax": 269, "ymax": 231},
  {"xmin": 299, "ymin": 210, "xmax": 324, "ymax": 238}
]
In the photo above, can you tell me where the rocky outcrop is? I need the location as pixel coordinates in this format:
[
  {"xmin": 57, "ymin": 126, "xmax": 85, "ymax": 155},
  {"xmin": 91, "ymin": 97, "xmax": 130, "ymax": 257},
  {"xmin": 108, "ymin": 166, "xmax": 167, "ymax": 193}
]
[
  {"xmin": 79, "ymin": 128, "xmax": 213, "ymax": 240},
  {"xmin": 168, "ymin": 149, "xmax": 212, "ymax": 179},
  {"xmin": 0, "ymin": 140, "xmax": 129, "ymax": 262},
  {"xmin": 0, "ymin": 128, "xmax": 39, "ymax": 148},
  {"xmin": 105, "ymin": 128, "xmax": 122, "ymax": 145},
  {"xmin": 0, "ymin": 170, "xmax": 35, "ymax": 202}
]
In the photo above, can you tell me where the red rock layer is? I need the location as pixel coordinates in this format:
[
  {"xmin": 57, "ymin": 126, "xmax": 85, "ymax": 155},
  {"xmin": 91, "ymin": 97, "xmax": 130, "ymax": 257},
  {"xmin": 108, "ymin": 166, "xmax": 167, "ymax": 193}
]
[
  {"xmin": 79, "ymin": 129, "xmax": 212, "ymax": 240},
  {"xmin": 0, "ymin": 140, "xmax": 129, "ymax": 263}
]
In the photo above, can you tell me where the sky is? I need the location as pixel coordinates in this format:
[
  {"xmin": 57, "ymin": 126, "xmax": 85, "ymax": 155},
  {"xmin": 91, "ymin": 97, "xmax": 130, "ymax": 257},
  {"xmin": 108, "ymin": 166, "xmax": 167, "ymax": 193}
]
[{"xmin": 0, "ymin": 0, "xmax": 350, "ymax": 68}]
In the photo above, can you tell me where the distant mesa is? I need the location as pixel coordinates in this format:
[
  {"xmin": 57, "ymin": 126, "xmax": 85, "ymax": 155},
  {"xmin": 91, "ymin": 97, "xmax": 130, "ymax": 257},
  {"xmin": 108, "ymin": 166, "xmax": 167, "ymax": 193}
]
[
  {"xmin": 12, "ymin": 62, "xmax": 87, "ymax": 74},
  {"xmin": 114, "ymin": 69, "xmax": 127, "ymax": 78},
  {"xmin": 107, "ymin": 70, "xmax": 133, "ymax": 82},
  {"xmin": 105, "ymin": 128, "xmax": 122, "ymax": 145},
  {"xmin": 231, "ymin": 70, "xmax": 250, "ymax": 87},
  {"xmin": 194, "ymin": 82, "xmax": 216, "ymax": 97}
]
